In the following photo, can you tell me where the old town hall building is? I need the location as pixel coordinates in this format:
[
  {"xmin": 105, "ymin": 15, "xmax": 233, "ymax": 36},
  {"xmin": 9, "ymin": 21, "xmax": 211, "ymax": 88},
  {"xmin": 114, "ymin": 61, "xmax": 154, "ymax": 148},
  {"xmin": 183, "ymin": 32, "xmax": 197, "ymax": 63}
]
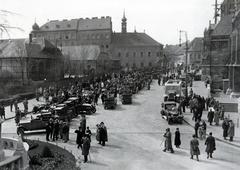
[{"xmin": 31, "ymin": 13, "xmax": 163, "ymax": 74}]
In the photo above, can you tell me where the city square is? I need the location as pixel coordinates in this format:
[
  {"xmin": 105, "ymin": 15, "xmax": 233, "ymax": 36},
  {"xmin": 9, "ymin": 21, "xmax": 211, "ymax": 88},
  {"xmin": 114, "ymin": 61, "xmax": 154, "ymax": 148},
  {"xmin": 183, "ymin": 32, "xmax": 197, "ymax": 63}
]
[{"xmin": 1, "ymin": 0, "xmax": 240, "ymax": 170}]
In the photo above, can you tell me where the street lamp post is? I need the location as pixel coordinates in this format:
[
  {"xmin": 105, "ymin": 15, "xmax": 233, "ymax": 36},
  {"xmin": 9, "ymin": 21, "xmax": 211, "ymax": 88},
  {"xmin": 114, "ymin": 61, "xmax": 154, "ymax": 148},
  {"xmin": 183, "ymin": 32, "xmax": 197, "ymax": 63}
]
[{"xmin": 179, "ymin": 30, "xmax": 189, "ymax": 98}]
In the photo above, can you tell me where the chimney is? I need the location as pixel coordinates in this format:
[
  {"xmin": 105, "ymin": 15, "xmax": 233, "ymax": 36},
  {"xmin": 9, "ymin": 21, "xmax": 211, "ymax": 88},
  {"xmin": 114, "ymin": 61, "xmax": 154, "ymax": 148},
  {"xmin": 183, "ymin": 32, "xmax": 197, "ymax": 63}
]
[{"xmin": 29, "ymin": 33, "xmax": 33, "ymax": 43}]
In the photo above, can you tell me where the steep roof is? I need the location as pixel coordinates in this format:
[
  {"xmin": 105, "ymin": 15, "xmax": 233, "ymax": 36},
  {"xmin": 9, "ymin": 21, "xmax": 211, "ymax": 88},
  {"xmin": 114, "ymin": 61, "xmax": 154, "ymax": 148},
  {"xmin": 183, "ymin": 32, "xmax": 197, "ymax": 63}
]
[
  {"xmin": 211, "ymin": 15, "xmax": 232, "ymax": 36},
  {"xmin": 189, "ymin": 37, "xmax": 203, "ymax": 52},
  {"xmin": 0, "ymin": 38, "xmax": 61, "ymax": 59},
  {"xmin": 39, "ymin": 17, "xmax": 112, "ymax": 31},
  {"xmin": 0, "ymin": 39, "xmax": 27, "ymax": 58},
  {"xmin": 111, "ymin": 32, "xmax": 161, "ymax": 46},
  {"xmin": 61, "ymin": 45, "xmax": 101, "ymax": 60}
]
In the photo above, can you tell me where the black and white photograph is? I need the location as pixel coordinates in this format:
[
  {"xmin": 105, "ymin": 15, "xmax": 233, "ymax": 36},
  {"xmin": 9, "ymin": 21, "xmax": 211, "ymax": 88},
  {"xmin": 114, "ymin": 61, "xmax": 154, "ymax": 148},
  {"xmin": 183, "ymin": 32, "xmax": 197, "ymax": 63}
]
[{"xmin": 0, "ymin": 0, "xmax": 240, "ymax": 169}]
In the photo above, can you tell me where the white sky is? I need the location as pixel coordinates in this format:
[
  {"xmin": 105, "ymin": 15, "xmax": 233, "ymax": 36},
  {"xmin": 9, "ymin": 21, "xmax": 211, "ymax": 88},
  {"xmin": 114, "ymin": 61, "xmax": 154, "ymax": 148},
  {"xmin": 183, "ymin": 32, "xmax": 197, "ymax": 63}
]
[{"xmin": 1, "ymin": 0, "xmax": 223, "ymax": 45}]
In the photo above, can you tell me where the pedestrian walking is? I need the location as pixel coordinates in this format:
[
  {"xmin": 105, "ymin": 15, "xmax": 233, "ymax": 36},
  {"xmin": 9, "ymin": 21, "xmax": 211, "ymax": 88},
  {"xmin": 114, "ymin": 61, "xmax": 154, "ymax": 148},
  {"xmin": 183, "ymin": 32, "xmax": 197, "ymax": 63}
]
[
  {"xmin": 59, "ymin": 120, "xmax": 63, "ymax": 139},
  {"xmin": 194, "ymin": 120, "xmax": 200, "ymax": 138},
  {"xmin": 174, "ymin": 128, "xmax": 181, "ymax": 148},
  {"xmin": 14, "ymin": 100, "xmax": 18, "ymax": 113},
  {"xmin": 75, "ymin": 126, "xmax": 84, "ymax": 149},
  {"xmin": 23, "ymin": 98, "xmax": 28, "ymax": 113},
  {"xmin": 207, "ymin": 107, "xmax": 214, "ymax": 125},
  {"xmin": 228, "ymin": 120, "xmax": 235, "ymax": 142},
  {"xmin": 82, "ymin": 135, "xmax": 91, "ymax": 163},
  {"xmin": 62, "ymin": 122, "xmax": 69, "ymax": 143},
  {"xmin": 80, "ymin": 115, "xmax": 86, "ymax": 134},
  {"xmin": 15, "ymin": 107, "xmax": 21, "ymax": 125},
  {"xmin": 53, "ymin": 119, "xmax": 59, "ymax": 141},
  {"xmin": 99, "ymin": 122, "xmax": 108, "ymax": 146},
  {"xmin": 10, "ymin": 100, "xmax": 13, "ymax": 112},
  {"xmin": 190, "ymin": 134, "xmax": 200, "ymax": 161},
  {"xmin": 86, "ymin": 126, "xmax": 92, "ymax": 142},
  {"xmin": 214, "ymin": 108, "xmax": 220, "ymax": 126},
  {"xmin": 96, "ymin": 124, "xmax": 100, "ymax": 144},
  {"xmin": 46, "ymin": 122, "xmax": 52, "ymax": 141},
  {"xmin": 205, "ymin": 132, "xmax": 216, "ymax": 159},
  {"xmin": 163, "ymin": 128, "xmax": 174, "ymax": 153},
  {"xmin": 222, "ymin": 117, "xmax": 229, "ymax": 140},
  {"xmin": 0, "ymin": 104, "xmax": 5, "ymax": 119}
]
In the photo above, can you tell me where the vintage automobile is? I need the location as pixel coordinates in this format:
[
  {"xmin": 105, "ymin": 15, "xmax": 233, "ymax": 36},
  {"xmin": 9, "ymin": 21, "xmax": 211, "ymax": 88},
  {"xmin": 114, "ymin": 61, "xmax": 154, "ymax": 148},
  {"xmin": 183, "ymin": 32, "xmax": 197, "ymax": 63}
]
[
  {"xmin": 164, "ymin": 80, "xmax": 183, "ymax": 103},
  {"xmin": 17, "ymin": 113, "xmax": 55, "ymax": 135},
  {"xmin": 77, "ymin": 103, "xmax": 96, "ymax": 115},
  {"xmin": 104, "ymin": 94, "xmax": 117, "ymax": 109},
  {"xmin": 121, "ymin": 93, "xmax": 132, "ymax": 104},
  {"xmin": 160, "ymin": 101, "xmax": 183, "ymax": 124},
  {"xmin": 53, "ymin": 106, "xmax": 72, "ymax": 122}
]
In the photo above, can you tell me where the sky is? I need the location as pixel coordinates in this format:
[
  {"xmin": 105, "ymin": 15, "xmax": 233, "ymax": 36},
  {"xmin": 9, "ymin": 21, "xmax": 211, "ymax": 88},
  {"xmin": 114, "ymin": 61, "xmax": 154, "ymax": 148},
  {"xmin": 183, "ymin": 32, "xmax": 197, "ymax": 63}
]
[{"xmin": 0, "ymin": 0, "xmax": 223, "ymax": 45}]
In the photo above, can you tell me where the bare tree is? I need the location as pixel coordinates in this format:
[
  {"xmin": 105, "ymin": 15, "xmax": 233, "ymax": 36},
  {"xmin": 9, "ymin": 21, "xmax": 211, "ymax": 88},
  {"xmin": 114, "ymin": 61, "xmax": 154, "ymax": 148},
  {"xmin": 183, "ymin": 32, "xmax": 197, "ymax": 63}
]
[{"xmin": 0, "ymin": 10, "xmax": 24, "ymax": 38}]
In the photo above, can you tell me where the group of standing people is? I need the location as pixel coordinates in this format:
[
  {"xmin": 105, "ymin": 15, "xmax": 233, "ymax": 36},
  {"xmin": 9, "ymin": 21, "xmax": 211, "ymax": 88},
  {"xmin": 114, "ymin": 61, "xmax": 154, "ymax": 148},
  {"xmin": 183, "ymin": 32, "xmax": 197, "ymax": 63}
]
[
  {"xmin": 222, "ymin": 117, "xmax": 235, "ymax": 141},
  {"xmin": 162, "ymin": 128, "xmax": 216, "ymax": 161},
  {"xmin": 46, "ymin": 118, "xmax": 70, "ymax": 143}
]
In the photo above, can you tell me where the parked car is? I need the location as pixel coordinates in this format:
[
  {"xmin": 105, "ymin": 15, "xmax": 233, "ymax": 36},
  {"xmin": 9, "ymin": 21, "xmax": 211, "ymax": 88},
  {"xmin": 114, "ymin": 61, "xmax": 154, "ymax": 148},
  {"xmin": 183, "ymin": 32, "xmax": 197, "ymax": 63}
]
[
  {"xmin": 120, "ymin": 93, "xmax": 132, "ymax": 104},
  {"xmin": 160, "ymin": 101, "xmax": 183, "ymax": 124},
  {"xmin": 77, "ymin": 103, "xmax": 96, "ymax": 115},
  {"xmin": 104, "ymin": 95, "xmax": 117, "ymax": 109},
  {"xmin": 17, "ymin": 113, "xmax": 55, "ymax": 135}
]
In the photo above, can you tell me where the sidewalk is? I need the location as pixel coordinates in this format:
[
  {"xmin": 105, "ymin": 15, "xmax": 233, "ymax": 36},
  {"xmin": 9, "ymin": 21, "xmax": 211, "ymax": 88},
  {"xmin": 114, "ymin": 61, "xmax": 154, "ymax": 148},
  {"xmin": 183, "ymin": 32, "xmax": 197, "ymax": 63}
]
[
  {"xmin": 184, "ymin": 81, "xmax": 240, "ymax": 148},
  {"xmin": 4, "ymin": 97, "xmax": 45, "ymax": 120}
]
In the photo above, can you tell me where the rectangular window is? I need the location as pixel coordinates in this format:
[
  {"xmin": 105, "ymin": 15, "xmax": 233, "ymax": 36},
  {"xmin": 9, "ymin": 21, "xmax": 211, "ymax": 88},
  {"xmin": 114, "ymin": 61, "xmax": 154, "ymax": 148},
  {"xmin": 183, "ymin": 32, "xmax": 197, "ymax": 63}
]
[
  {"xmin": 141, "ymin": 52, "xmax": 144, "ymax": 57},
  {"xmin": 126, "ymin": 52, "xmax": 129, "ymax": 57},
  {"xmin": 148, "ymin": 52, "xmax": 151, "ymax": 57}
]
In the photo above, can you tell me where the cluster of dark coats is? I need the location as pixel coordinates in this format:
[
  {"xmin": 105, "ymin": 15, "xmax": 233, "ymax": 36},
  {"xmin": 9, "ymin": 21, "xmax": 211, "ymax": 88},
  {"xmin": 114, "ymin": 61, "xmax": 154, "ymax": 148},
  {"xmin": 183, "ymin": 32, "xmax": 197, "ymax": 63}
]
[{"xmin": 46, "ymin": 118, "xmax": 70, "ymax": 142}]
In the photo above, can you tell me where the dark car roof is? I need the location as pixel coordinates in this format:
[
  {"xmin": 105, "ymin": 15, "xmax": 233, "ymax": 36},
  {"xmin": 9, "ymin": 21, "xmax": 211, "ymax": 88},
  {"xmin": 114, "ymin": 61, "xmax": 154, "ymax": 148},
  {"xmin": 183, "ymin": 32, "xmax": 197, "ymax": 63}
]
[{"xmin": 162, "ymin": 101, "xmax": 177, "ymax": 105}]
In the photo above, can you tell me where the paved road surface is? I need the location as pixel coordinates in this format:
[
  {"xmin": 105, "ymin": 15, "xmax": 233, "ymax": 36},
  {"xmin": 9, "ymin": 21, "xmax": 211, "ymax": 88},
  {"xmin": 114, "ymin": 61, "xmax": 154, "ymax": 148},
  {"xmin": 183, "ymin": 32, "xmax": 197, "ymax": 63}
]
[{"xmin": 2, "ymin": 80, "xmax": 240, "ymax": 170}]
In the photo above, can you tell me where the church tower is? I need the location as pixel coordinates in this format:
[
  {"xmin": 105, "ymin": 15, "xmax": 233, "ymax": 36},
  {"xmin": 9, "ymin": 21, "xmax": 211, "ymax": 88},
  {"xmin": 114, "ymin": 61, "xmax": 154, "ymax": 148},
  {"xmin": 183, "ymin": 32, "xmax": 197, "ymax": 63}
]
[{"xmin": 121, "ymin": 10, "xmax": 127, "ymax": 33}]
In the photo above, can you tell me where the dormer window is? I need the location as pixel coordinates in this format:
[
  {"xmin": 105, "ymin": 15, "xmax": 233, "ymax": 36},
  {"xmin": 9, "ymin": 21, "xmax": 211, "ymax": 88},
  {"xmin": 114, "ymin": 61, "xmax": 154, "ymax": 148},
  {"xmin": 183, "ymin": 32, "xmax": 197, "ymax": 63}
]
[{"xmin": 45, "ymin": 25, "xmax": 49, "ymax": 29}]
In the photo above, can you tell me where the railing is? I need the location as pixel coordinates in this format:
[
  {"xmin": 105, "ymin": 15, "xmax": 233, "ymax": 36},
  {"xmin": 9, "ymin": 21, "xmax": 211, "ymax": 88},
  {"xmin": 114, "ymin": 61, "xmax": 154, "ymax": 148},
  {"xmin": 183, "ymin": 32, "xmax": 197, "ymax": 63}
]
[
  {"xmin": 0, "ymin": 155, "xmax": 21, "ymax": 170},
  {"xmin": 0, "ymin": 137, "xmax": 29, "ymax": 170}
]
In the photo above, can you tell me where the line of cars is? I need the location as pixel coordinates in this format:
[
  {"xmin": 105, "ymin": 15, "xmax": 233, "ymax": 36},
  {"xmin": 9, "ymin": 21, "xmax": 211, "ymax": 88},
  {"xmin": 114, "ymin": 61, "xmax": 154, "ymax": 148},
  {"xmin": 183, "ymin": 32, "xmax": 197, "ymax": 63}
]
[
  {"xmin": 17, "ymin": 96, "xmax": 96, "ymax": 135},
  {"xmin": 161, "ymin": 79, "xmax": 184, "ymax": 125}
]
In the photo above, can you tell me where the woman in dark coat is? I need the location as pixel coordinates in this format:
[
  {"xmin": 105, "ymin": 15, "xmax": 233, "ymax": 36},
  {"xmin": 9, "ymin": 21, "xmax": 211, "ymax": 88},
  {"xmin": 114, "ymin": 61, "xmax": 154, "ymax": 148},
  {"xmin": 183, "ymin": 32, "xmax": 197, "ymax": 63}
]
[
  {"xmin": 190, "ymin": 134, "xmax": 200, "ymax": 161},
  {"xmin": 205, "ymin": 132, "xmax": 216, "ymax": 159},
  {"xmin": 174, "ymin": 128, "xmax": 181, "ymax": 148}
]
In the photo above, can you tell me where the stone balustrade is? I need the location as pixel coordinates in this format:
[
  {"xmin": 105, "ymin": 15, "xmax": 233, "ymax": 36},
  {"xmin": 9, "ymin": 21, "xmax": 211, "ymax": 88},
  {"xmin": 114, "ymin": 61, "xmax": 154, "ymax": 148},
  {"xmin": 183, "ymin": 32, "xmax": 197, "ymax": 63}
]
[{"xmin": 0, "ymin": 137, "xmax": 29, "ymax": 170}]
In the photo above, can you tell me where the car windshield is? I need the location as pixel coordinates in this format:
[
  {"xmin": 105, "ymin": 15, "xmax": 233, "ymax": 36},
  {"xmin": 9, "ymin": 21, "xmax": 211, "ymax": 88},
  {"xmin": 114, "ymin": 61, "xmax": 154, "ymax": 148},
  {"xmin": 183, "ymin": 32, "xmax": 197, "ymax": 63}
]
[{"xmin": 166, "ymin": 104, "xmax": 176, "ymax": 111}]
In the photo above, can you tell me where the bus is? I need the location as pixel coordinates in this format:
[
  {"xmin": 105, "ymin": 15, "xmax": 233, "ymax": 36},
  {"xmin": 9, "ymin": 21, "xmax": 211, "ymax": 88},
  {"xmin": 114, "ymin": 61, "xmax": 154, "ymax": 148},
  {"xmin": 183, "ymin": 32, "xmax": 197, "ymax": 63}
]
[{"xmin": 164, "ymin": 79, "xmax": 183, "ymax": 102}]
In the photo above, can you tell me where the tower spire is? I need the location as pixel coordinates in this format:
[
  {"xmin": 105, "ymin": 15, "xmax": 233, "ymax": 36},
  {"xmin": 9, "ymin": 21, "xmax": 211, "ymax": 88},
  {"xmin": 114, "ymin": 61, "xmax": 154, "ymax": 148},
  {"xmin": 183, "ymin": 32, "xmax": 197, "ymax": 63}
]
[{"xmin": 122, "ymin": 10, "xmax": 127, "ymax": 33}]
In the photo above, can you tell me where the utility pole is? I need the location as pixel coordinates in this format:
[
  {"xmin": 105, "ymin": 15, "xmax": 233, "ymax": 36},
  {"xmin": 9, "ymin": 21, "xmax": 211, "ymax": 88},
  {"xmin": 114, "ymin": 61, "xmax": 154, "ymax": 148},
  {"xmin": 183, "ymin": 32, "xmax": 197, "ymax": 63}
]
[{"xmin": 179, "ymin": 30, "xmax": 189, "ymax": 98}]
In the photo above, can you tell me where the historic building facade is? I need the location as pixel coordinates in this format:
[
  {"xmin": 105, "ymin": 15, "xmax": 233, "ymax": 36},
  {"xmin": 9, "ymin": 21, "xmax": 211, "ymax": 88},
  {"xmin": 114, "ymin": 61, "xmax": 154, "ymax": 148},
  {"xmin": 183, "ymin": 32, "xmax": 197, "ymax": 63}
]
[
  {"xmin": 188, "ymin": 37, "xmax": 203, "ymax": 70},
  {"xmin": 0, "ymin": 37, "xmax": 63, "ymax": 84},
  {"xmin": 31, "ymin": 13, "xmax": 163, "ymax": 73}
]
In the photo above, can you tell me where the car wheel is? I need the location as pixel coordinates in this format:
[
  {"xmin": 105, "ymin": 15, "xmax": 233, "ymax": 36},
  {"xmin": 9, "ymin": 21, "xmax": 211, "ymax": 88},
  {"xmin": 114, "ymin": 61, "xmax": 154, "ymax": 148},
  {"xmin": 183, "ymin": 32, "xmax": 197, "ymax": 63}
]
[
  {"xmin": 17, "ymin": 128, "xmax": 24, "ymax": 136},
  {"xmin": 92, "ymin": 107, "xmax": 96, "ymax": 113}
]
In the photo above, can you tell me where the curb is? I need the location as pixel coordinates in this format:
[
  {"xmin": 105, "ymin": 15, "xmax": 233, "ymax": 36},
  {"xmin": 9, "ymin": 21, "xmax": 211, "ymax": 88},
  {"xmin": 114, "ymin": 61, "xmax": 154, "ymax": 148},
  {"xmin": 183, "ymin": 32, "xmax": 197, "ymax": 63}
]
[{"xmin": 183, "ymin": 118, "xmax": 240, "ymax": 149}]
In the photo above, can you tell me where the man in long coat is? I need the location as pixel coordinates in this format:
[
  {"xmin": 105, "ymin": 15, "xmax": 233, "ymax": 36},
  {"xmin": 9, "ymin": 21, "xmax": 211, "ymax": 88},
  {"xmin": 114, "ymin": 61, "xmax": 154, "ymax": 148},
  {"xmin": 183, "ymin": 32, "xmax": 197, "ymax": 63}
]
[
  {"xmin": 207, "ymin": 107, "xmax": 214, "ymax": 125},
  {"xmin": 190, "ymin": 134, "xmax": 200, "ymax": 161},
  {"xmin": 99, "ymin": 122, "xmax": 108, "ymax": 146},
  {"xmin": 163, "ymin": 128, "xmax": 174, "ymax": 153},
  {"xmin": 75, "ymin": 127, "xmax": 84, "ymax": 149},
  {"xmin": 222, "ymin": 118, "xmax": 229, "ymax": 140},
  {"xmin": 205, "ymin": 132, "xmax": 216, "ymax": 159},
  {"xmin": 174, "ymin": 128, "xmax": 181, "ymax": 148},
  {"xmin": 82, "ymin": 136, "xmax": 91, "ymax": 163},
  {"xmin": 228, "ymin": 120, "xmax": 235, "ymax": 141}
]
